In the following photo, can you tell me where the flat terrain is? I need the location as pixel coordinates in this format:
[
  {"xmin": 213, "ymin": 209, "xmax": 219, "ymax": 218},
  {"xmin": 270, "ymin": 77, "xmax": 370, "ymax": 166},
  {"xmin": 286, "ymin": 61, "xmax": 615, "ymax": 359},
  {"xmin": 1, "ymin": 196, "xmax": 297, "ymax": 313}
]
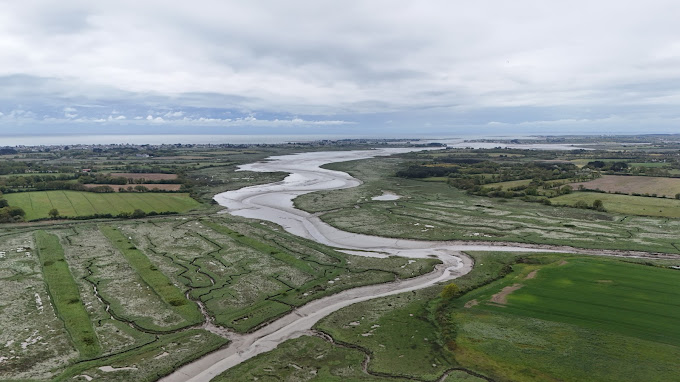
[
  {"xmin": 570, "ymin": 175, "xmax": 680, "ymax": 197},
  {"xmin": 552, "ymin": 192, "xmax": 680, "ymax": 218},
  {"xmin": 109, "ymin": 173, "xmax": 178, "ymax": 180},
  {"xmin": 4, "ymin": 190, "xmax": 200, "ymax": 220},
  {"xmin": 230, "ymin": 252, "xmax": 680, "ymax": 382},
  {"xmin": 2, "ymin": 141, "xmax": 680, "ymax": 382},
  {"xmin": 0, "ymin": 213, "xmax": 439, "ymax": 380},
  {"xmin": 295, "ymin": 156, "xmax": 680, "ymax": 253},
  {"xmin": 449, "ymin": 254, "xmax": 680, "ymax": 381}
]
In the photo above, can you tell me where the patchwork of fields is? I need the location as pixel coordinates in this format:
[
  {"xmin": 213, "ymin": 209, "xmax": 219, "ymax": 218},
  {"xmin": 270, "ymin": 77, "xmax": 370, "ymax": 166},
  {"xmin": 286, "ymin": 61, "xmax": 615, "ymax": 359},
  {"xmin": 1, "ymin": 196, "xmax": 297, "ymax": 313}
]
[
  {"xmin": 570, "ymin": 175, "xmax": 680, "ymax": 197},
  {"xmin": 4, "ymin": 190, "xmax": 200, "ymax": 220}
]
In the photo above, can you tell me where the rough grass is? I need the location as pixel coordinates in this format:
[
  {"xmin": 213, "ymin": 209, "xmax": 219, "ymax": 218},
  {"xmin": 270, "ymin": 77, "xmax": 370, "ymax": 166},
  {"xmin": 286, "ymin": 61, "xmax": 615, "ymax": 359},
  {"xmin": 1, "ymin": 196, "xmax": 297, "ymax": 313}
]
[
  {"xmin": 294, "ymin": 156, "xmax": 680, "ymax": 254},
  {"xmin": 198, "ymin": 219, "xmax": 439, "ymax": 332},
  {"xmin": 214, "ymin": 335, "xmax": 485, "ymax": 382},
  {"xmin": 5, "ymin": 190, "xmax": 200, "ymax": 220},
  {"xmin": 54, "ymin": 329, "xmax": 228, "ymax": 382},
  {"xmin": 313, "ymin": 251, "xmax": 525, "ymax": 381},
  {"xmin": 100, "ymin": 225, "xmax": 202, "ymax": 328},
  {"xmin": 35, "ymin": 230, "xmax": 101, "ymax": 358},
  {"xmin": 552, "ymin": 192, "xmax": 680, "ymax": 217},
  {"xmin": 569, "ymin": 175, "xmax": 680, "ymax": 197}
]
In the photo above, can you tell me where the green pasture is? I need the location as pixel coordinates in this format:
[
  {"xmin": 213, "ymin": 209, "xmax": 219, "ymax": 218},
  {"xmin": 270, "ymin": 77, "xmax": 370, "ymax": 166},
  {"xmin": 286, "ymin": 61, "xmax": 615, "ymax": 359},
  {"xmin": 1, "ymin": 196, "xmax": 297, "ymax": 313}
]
[
  {"xmin": 552, "ymin": 192, "xmax": 680, "ymax": 217},
  {"xmin": 4, "ymin": 190, "xmax": 200, "ymax": 220},
  {"xmin": 629, "ymin": 162, "xmax": 670, "ymax": 168},
  {"xmin": 450, "ymin": 255, "xmax": 680, "ymax": 381},
  {"xmin": 462, "ymin": 256, "xmax": 680, "ymax": 345}
]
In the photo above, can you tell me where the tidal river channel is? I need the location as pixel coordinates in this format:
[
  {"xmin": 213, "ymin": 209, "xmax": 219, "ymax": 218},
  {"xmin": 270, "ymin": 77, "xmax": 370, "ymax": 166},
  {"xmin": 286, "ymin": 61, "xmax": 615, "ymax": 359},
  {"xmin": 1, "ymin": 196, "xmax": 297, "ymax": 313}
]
[{"xmin": 162, "ymin": 148, "xmax": 579, "ymax": 382}]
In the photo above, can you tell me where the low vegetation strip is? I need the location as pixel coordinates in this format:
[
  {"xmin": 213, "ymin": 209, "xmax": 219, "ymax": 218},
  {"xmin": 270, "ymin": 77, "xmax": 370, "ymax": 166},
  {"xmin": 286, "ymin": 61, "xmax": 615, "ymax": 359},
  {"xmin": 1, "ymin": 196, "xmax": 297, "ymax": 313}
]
[
  {"xmin": 4, "ymin": 190, "xmax": 200, "ymax": 220},
  {"xmin": 35, "ymin": 230, "xmax": 101, "ymax": 358},
  {"xmin": 100, "ymin": 225, "xmax": 202, "ymax": 327}
]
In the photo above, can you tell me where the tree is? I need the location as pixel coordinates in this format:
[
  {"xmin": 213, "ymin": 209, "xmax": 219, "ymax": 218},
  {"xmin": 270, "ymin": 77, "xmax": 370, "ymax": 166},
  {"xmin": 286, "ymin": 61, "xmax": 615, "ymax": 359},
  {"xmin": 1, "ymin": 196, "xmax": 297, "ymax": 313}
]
[
  {"xmin": 441, "ymin": 283, "xmax": 460, "ymax": 299},
  {"xmin": 131, "ymin": 209, "xmax": 146, "ymax": 218},
  {"xmin": 48, "ymin": 208, "xmax": 59, "ymax": 218},
  {"xmin": 560, "ymin": 185, "xmax": 573, "ymax": 195},
  {"xmin": 592, "ymin": 199, "xmax": 605, "ymax": 211},
  {"xmin": 574, "ymin": 200, "xmax": 589, "ymax": 209},
  {"xmin": 676, "ymin": 193, "xmax": 680, "ymax": 200}
]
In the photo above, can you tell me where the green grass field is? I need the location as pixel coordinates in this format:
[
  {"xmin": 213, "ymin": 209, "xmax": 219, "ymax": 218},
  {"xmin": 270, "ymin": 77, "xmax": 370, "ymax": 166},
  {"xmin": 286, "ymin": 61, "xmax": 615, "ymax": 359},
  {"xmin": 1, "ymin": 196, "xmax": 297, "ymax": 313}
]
[
  {"xmin": 629, "ymin": 162, "xmax": 670, "ymax": 168},
  {"xmin": 450, "ymin": 255, "xmax": 680, "ymax": 381},
  {"xmin": 465, "ymin": 257, "xmax": 680, "ymax": 345},
  {"xmin": 35, "ymin": 231, "xmax": 101, "ymax": 358},
  {"xmin": 552, "ymin": 192, "xmax": 680, "ymax": 217},
  {"xmin": 4, "ymin": 190, "xmax": 200, "ymax": 220}
]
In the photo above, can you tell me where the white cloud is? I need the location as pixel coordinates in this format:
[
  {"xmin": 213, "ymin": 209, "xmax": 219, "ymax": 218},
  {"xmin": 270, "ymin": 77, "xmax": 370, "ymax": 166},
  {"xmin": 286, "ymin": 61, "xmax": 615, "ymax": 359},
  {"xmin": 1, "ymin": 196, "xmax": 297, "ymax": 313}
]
[
  {"xmin": 164, "ymin": 111, "xmax": 184, "ymax": 118},
  {"xmin": 0, "ymin": 1, "xmax": 679, "ymax": 133}
]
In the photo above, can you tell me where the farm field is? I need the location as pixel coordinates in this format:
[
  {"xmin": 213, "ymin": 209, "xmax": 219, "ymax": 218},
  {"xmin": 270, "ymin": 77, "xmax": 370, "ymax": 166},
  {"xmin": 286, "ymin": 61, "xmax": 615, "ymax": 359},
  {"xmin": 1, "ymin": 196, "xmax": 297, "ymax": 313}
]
[
  {"xmin": 552, "ymin": 192, "xmax": 680, "ymax": 217},
  {"xmin": 109, "ymin": 172, "xmax": 178, "ymax": 180},
  {"xmin": 483, "ymin": 178, "xmax": 570, "ymax": 190},
  {"xmin": 4, "ymin": 190, "xmax": 200, "ymax": 220},
  {"xmin": 448, "ymin": 254, "xmax": 680, "ymax": 381},
  {"xmin": 569, "ymin": 175, "xmax": 680, "ymax": 197}
]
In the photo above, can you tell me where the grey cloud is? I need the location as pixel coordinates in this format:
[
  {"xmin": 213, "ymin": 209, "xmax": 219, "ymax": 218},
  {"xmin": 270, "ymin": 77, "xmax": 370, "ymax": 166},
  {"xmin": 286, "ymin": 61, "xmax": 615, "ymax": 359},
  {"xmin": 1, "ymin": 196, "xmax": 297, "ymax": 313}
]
[{"xmin": 1, "ymin": 1, "xmax": 680, "ymax": 134}]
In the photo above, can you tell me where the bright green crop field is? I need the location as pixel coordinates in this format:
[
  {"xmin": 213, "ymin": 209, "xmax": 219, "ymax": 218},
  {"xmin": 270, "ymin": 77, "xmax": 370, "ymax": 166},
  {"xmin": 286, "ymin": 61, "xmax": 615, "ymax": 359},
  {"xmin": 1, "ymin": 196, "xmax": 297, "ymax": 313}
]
[
  {"xmin": 4, "ymin": 190, "xmax": 200, "ymax": 220},
  {"xmin": 449, "ymin": 255, "xmax": 680, "ymax": 381}
]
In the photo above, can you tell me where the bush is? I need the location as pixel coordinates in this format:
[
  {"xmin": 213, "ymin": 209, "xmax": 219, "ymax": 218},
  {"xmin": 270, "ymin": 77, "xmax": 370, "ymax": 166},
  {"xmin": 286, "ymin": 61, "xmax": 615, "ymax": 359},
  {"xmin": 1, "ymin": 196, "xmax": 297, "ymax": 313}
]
[{"xmin": 441, "ymin": 283, "xmax": 460, "ymax": 299}]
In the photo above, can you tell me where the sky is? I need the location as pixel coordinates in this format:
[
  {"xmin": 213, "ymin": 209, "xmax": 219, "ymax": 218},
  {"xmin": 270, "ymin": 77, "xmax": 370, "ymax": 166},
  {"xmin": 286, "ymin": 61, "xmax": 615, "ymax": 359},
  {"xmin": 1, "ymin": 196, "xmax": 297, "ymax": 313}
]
[{"xmin": 1, "ymin": 0, "xmax": 680, "ymax": 138}]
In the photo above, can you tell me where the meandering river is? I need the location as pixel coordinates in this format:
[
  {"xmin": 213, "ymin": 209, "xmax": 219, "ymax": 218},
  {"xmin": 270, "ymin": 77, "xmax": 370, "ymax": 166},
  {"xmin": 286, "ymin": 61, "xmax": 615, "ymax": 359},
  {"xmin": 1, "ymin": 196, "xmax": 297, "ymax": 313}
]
[{"xmin": 162, "ymin": 147, "xmax": 639, "ymax": 382}]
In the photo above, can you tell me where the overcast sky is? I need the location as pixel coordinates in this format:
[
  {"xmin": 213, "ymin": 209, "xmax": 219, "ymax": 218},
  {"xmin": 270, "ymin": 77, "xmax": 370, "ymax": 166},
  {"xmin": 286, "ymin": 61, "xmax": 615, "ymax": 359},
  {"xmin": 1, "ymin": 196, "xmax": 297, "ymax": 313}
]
[{"xmin": 1, "ymin": 0, "xmax": 680, "ymax": 137}]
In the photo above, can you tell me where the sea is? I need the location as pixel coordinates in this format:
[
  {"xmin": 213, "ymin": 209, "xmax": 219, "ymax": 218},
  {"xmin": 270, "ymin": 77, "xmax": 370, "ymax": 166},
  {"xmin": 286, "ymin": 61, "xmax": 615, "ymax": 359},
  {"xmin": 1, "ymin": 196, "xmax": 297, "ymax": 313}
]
[{"xmin": 0, "ymin": 134, "xmax": 586, "ymax": 150}]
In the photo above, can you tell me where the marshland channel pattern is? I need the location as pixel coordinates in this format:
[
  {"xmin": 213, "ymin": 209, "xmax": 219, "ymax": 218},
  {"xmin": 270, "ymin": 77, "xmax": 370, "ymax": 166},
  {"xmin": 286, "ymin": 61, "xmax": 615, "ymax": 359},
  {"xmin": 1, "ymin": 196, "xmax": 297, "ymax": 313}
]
[{"xmin": 163, "ymin": 147, "xmax": 672, "ymax": 382}]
